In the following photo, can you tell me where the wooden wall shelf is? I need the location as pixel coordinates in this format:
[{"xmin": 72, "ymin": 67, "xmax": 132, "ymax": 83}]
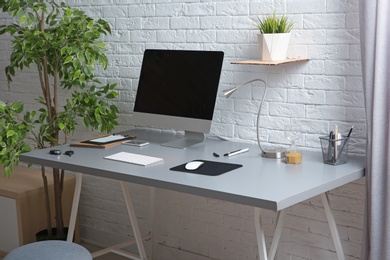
[{"xmin": 231, "ymin": 58, "xmax": 309, "ymax": 66}]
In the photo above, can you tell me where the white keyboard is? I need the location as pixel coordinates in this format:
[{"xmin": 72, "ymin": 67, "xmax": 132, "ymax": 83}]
[{"xmin": 104, "ymin": 152, "xmax": 164, "ymax": 166}]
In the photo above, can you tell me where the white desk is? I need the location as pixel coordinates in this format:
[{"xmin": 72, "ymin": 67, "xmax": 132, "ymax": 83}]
[{"xmin": 20, "ymin": 129, "xmax": 365, "ymax": 260}]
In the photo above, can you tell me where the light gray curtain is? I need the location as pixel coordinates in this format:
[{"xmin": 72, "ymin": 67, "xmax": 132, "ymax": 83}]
[{"xmin": 359, "ymin": 0, "xmax": 390, "ymax": 259}]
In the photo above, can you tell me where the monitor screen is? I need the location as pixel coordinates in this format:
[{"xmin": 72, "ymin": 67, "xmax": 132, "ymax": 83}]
[{"xmin": 132, "ymin": 49, "xmax": 224, "ymax": 148}]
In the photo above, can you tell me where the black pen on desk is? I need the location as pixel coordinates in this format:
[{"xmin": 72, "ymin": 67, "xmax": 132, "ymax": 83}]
[{"xmin": 224, "ymin": 148, "xmax": 249, "ymax": 157}]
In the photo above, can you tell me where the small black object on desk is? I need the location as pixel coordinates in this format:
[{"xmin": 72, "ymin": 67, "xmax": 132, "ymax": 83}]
[
  {"xmin": 64, "ymin": 150, "xmax": 74, "ymax": 157},
  {"xmin": 49, "ymin": 149, "xmax": 61, "ymax": 155}
]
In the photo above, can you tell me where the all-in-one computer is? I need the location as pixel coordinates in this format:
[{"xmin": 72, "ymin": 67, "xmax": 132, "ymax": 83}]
[{"xmin": 132, "ymin": 49, "xmax": 224, "ymax": 148}]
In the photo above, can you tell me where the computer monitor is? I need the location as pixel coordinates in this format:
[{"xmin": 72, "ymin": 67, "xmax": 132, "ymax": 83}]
[{"xmin": 132, "ymin": 49, "xmax": 224, "ymax": 148}]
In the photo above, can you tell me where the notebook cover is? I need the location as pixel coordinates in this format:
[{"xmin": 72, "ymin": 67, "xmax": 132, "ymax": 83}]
[{"xmin": 170, "ymin": 160, "xmax": 242, "ymax": 176}]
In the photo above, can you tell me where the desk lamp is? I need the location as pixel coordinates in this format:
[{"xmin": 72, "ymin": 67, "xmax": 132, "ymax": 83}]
[{"xmin": 223, "ymin": 79, "xmax": 285, "ymax": 159}]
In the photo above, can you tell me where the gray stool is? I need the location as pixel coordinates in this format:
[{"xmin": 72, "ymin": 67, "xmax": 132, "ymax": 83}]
[{"xmin": 4, "ymin": 240, "xmax": 92, "ymax": 260}]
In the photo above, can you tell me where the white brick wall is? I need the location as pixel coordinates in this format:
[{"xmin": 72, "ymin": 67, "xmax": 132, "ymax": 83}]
[{"xmin": 0, "ymin": 0, "xmax": 365, "ymax": 259}]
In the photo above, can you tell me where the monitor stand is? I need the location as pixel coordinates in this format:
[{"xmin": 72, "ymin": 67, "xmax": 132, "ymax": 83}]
[{"xmin": 161, "ymin": 131, "xmax": 205, "ymax": 149}]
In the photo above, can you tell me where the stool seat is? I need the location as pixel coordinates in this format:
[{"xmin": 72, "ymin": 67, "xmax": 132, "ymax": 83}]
[{"xmin": 4, "ymin": 240, "xmax": 92, "ymax": 260}]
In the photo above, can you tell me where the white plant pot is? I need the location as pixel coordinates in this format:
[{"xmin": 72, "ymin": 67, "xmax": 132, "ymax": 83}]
[{"xmin": 258, "ymin": 33, "xmax": 291, "ymax": 61}]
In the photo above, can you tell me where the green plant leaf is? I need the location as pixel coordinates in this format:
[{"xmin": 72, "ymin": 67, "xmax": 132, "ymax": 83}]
[
  {"xmin": 4, "ymin": 166, "xmax": 11, "ymax": 178},
  {"xmin": 6, "ymin": 130, "xmax": 15, "ymax": 138},
  {"xmin": 255, "ymin": 11, "xmax": 294, "ymax": 34},
  {"xmin": 0, "ymin": 0, "xmax": 118, "ymax": 174},
  {"xmin": 10, "ymin": 101, "xmax": 23, "ymax": 113},
  {"xmin": 87, "ymin": 19, "xmax": 94, "ymax": 29},
  {"xmin": 64, "ymin": 56, "xmax": 73, "ymax": 64},
  {"xmin": 19, "ymin": 15, "xmax": 27, "ymax": 25},
  {"xmin": 73, "ymin": 69, "xmax": 81, "ymax": 79}
]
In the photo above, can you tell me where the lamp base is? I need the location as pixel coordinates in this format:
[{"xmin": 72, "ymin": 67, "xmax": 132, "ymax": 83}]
[{"xmin": 261, "ymin": 147, "xmax": 286, "ymax": 159}]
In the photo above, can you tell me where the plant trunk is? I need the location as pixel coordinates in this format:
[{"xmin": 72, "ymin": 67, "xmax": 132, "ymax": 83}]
[
  {"xmin": 53, "ymin": 168, "xmax": 64, "ymax": 238},
  {"xmin": 41, "ymin": 166, "xmax": 53, "ymax": 238}
]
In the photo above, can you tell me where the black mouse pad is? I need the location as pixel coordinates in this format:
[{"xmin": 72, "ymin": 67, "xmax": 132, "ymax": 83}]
[{"xmin": 170, "ymin": 160, "xmax": 242, "ymax": 176}]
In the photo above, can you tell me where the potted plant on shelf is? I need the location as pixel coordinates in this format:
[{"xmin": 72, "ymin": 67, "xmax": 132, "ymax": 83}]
[
  {"xmin": 254, "ymin": 11, "xmax": 294, "ymax": 61},
  {"xmin": 0, "ymin": 0, "xmax": 119, "ymax": 240}
]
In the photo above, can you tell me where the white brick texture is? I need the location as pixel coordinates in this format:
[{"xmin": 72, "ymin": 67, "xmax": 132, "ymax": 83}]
[{"xmin": 0, "ymin": 0, "xmax": 365, "ymax": 259}]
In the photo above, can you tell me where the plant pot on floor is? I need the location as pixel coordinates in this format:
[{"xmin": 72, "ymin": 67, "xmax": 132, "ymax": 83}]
[
  {"xmin": 36, "ymin": 228, "xmax": 73, "ymax": 242},
  {"xmin": 258, "ymin": 33, "xmax": 290, "ymax": 61}
]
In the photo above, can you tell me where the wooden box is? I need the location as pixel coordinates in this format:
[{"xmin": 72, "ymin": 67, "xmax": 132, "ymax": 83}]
[{"xmin": 0, "ymin": 166, "xmax": 80, "ymax": 256}]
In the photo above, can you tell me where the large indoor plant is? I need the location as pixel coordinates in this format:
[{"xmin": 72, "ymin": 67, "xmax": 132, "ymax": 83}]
[
  {"xmin": 0, "ymin": 0, "xmax": 119, "ymax": 240},
  {"xmin": 254, "ymin": 12, "xmax": 294, "ymax": 61}
]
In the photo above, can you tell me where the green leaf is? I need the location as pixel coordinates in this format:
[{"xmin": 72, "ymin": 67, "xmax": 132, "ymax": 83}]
[
  {"xmin": 4, "ymin": 166, "xmax": 11, "ymax": 178},
  {"xmin": 20, "ymin": 15, "xmax": 27, "ymax": 25},
  {"xmin": 87, "ymin": 19, "xmax": 94, "ymax": 29},
  {"xmin": 6, "ymin": 130, "xmax": 15, "ymax": 138},
  {"xmin": 10, "ymin": 101, "xmax": 24, "ymax": 113},
  {"xmin": 73, "ymin": 70, "xmax": 81, "ymax": 79},
  {"xmin": 64, "ymin": 56, "xmax": 73, "ymax": 64},
  {"xmin": 60, "ymin": 47, "xmax": 67, "ymax": 56},
  {"xmin": 43, "ymin": 33, "xmax": 53, "ymax": 41},
  {"xmin": 106, "ymin": 89, "xmax": 118, "ymax": 99},
  {"xmin": 79, "ymin": 73, "xmax": 86, "ymax": 85},
  {"xmin": 96, "ymin": 42, "xmax": 106, "ymax": 48},
  {"xmin": 15, "ymin": 9, "xmax": 24, "ymax": 18}
]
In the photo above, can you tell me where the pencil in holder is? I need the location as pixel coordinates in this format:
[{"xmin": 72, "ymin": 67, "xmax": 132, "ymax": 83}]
[{"xmin": 319, "ymin": 136, "xmax": 350, "ymax": 165}]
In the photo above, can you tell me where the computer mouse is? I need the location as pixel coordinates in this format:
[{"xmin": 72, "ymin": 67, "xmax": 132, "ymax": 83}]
[{"xmin": 185, "ymin": 161, "xmax": 204, "ymax": 171}]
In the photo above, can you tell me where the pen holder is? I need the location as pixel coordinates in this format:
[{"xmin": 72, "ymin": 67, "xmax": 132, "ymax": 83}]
[{"xmin": 319, "ymin": 136, "xmax": 350, "ymax": 165}]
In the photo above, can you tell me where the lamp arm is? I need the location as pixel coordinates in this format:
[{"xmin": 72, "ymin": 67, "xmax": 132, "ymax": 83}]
[
  {"xmin": 225, "ymin": 79, "xmax": 268, "ymax": 153},
  {"xmin": 253, "ymin": 79, "xmax": 268, "ymax": 154}
]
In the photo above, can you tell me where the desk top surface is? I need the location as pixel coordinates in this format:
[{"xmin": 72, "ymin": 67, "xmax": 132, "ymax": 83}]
[{"xmin": 20, "ymin": 129, "xmax": 365, "ymax": 211}]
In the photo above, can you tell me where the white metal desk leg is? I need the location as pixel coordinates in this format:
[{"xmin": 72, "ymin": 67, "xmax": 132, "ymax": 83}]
[
  {"xmin": 67, "ymin": 172, "xmax": 82, "ymax": 242},
  {"xmin": 254, "ymin": 208, "xmax": 268, "ymax": 260},
  {"xmin": 149, "ymin": 187, "xmax": 156, "ymax": 260},
  {"xmin": 268, "ymin": 210, "xmax": 286, "ymax": 260},
  {"xmin": 121, "ymin": 181, "xmax": 147, "ymax": 260},
  {"xmin": 321, "ymin": 192, "xmax": 345, "ymax": 260}
]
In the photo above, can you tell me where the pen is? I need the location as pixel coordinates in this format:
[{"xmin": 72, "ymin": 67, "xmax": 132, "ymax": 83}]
[
  {"xmin": 327, "ymin": 131, "xmax": 333, "ymax": 160},
  {"xmin": 336, "ymin": 125, "xmax": 354, "ymax": 162},
  {"xmin": 347, "ymin": 125, "xmax": 354, "ymax": 137},
  {"xmin": 224, "ymin": 148, "xmax": 249, "ymax": 157}
]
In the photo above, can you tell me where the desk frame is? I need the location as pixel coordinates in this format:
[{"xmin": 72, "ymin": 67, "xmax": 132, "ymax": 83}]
[
  {"xmin": 67, "ymin": 175, "xmax": 149, "ymax": 260},
  {"xmin": 67, "ymin": 178, "xmax": 347, "ymax": 260},
  {"xmin": 66, "ymin": 175, "xmax": 346, "ymax": 260},
  {"xmin": 20, "ymin": 130, "xmax": 364, "ymax": 260},
  {"xmin": 254, "ymin": 192, "xmax": 345, "ymax": 260}
]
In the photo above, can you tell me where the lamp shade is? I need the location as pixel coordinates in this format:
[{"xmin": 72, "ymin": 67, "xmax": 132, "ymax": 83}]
[{"xmin": 223, "ymin": 86, "xmax": 240, "ymax": 98}]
